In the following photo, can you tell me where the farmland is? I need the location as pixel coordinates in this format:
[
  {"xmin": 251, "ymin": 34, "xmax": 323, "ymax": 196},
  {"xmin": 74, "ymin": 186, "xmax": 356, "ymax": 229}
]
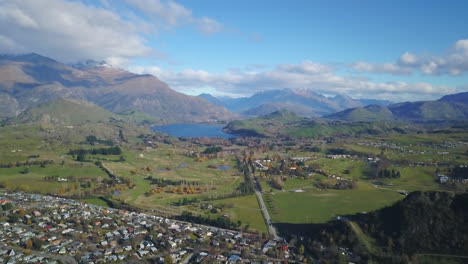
[{"xmin": 0, "ymin": 121, "xmax": 467, "ymax": 236}]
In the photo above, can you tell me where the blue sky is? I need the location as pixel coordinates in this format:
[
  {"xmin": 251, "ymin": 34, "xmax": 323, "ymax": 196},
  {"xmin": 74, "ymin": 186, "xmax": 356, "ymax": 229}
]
[
  {"xmin": 0, "ymin": 0, "xmax": 467, "ymax": 100},
  {"xmin": 163, "ymin": 0, "xmax": 466, "ymax": 67}
]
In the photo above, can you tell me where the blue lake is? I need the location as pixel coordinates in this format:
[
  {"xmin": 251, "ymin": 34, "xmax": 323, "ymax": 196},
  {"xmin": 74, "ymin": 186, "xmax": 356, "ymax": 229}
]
[{"xmin": 151, "ymin": 123, "xmax": 235, "ymax": 138}]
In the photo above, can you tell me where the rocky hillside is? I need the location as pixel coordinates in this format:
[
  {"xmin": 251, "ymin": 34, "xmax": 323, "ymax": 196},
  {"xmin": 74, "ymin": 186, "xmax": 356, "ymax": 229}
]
[{"xmin": 0, "ymin": 53, "xmax": 235, "ymax": 124}]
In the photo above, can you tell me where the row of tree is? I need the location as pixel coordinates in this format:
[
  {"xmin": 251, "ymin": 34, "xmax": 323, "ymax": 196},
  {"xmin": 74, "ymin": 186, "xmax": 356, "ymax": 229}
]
[
  {"xmin": 202, "ymin": 146, "xmax": 223, "ymax": 154},
  {"xmin": 68, "ymin": 146, "xmax": 122, "ymax": 156},
  {"xmin": 373, "ymin": 168, "xmax": 401, "ymax": 179},
  {"xmin": 0, "ymin": 160, "xmax": 54, "ymax": 168},
  {"xmin": 177, "ymin": 211, "xmax": 244, "ymax": 230},
  {"xmin": 84, "ymin": 135, "xmax": 114, "ymax": 146},
  {"xmin": 144, "ymin": 176, "xmax": 200, "ymax": 187}
]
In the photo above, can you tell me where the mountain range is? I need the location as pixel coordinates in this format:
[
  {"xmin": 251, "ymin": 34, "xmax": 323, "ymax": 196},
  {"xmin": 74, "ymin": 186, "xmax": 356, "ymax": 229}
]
[
  {"xmin": 0, "ymin": 53, "xmax": 235, "ymax": 124},
  {"xmin": 325, "ymin": 92, "xmax": 468, "ymax": 122},
  {"xmin": 199, "ymin": 89, "xmax": 392, "ymax": 117},
  {"xmin": 1, "ymin": 53, "xmax": 467, "ymax": 126}
]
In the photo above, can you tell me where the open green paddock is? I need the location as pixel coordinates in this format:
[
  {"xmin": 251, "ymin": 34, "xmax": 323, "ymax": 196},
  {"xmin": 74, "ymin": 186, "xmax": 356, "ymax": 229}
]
[
  {"xmin": 265, "ymin": 186, "xmax": 403, "ymax": 224},
  {"xmin": 371, "ymin": 166, "xmax": 442, "ymax": 192},
  {"xmin": 0, "ymin": 163, "xmax": 107, "ymax": 193},
  {"xmin": 209, "ymin": 195, "xmax": 267, "ymax": 233}
]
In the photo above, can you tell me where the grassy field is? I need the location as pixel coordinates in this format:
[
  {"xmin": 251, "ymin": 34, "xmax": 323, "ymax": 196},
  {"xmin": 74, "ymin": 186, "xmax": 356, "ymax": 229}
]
[
  {"xmin": 82, "ymin": 197, "xmax": 110, "ymax": 207},
  {"xmin": 1, "ymin": 122, "xmax": 467, "ymax": 235},
  {"xmin": 106, "ymin": 146, "xmax": 243, "ymax": 207},
  {"xmin": 209, "ymin": 195, "xmax": 267, "ymax": 233},
  {"xmin": 265, "ymin": 186, "xmax": 403, "ymax": 224},
  {"xmin": 0, "ymin": 163, "xmax": 107, "ymax": 194},
  {"xmin": 310, "ymin": 158, "xmax": 368, "ymax": 180}
]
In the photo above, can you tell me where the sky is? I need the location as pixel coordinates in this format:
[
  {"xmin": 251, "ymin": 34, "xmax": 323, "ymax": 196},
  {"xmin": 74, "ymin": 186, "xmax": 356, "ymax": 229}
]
[{"xmin": 0, "ymin": 0, "xmax": 467, "ymax": 101}]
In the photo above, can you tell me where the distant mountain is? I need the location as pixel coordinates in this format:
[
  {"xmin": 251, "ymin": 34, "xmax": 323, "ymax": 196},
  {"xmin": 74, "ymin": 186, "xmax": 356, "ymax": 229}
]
[
  {"xmin": 0, "ymin": 53, "xmax": 235, "ymax": 124},
  {"xmin": 332, "ymin": 94, "xmax": 362, "ymax": 109},
  {"xmin": 327, "ymin": 92, "xmax": 468, "ymax": 122},
  {"xmin": 242, "ymin": 102, "xmax": 314, "ymax": 117},
  {"xmin": 438, "ymin": 91, "xmax": 468, "ymax": 104},
  {"xmin": 357, "ymin": 98, "xmax": 393, "ymax": 107},
  {"xmin": 200, "ymin": 89, "xmax": 392, "ymax": 117},
  {"xmin": 388, "ymin": 100, "xmax": 468, "ymax": 121},
  {"xmin": 198, "ymin": 93, "xmax": 224, "ymax": 106}
]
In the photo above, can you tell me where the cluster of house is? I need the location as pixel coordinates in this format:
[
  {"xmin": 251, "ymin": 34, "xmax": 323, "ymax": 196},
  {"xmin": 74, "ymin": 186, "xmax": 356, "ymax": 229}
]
[
  {"xmin": 254, "ymin": 160, "xmax": 270, "ymax": 171},
  {"xmin": 437, "ymin": 167, "xmax": 468, "ymax": 184},
  {"xmin": 326, "ymin": 154, "xmax": 356, "ymax": 159},
  {"xmin": 289, "ymin": 157, "xmax": 312, "ymax": 162},
  {"xmin": 0, "ymin": 192, "xmax": 296, "ymax": 264},
  {"xmin": 254, "ymin": 156, "xmax": 315, "ymax": 172},
  {"xmin": 357, "ymin": 141, "xmax": 461, "ymax": 156}
]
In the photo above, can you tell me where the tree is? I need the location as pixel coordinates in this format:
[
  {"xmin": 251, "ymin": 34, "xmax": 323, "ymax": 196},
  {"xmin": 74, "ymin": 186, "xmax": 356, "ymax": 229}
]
[
  {"xmin": 272, "ymin": 176, "xmax": 284, "ymax": 190},
  {"xmin": 76, "ymin": 152, "xmax": 86, "ymax": 162},
  {"xmin": 25, "ymin": 239, "xmax": 33, "ymax": 249},
  {"xmin": 241, "ymin": 248, "xmax": 250, "ymax": 259},
  {"xmin": 3, "ymin": 202, "xmax": 13, "ymax": 211},
  {"xmin": 8, "ymin": 213, "xmax": 19, "ymax": 223},
  {"xmin": 18, "ymin": 208, "xmax": 26, "ymax": 217},
  {"xmin": 164, "ymin": 255, "xmax": 174, "ymax": 264},
  {"xmin": 298, "ymin": 244, "xmax": 305, "ymax": 255}
]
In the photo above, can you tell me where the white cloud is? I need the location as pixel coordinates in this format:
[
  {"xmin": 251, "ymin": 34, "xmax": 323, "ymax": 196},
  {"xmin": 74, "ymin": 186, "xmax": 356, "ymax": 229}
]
[
  {"xmin": 0, "ymin": 0, "xmax": 152, "ymax": 63},
  {"xmin": 126, "ymin": 0, "xmax": 223, "ymax": 35},
  {"xmin": 352, "ymin": 39, "xmax": 468, "ymax": 76},
  {"xmin": 197, "ymin": 17, "xmax": 223, "ymax": 35},
  {"xmin": 0, "ymin": 0, "xmax": 223, "ymax": 64},
  {"xmin": 126, "ymin": 0, "xmax": 192, "ymax": 27},
  {"xmin": 398, "ymin": 52, "xmax": 419, "ymax": 65},
  {"xmin": 351, "ymin": 61, "xmax": 411, "ymax": 75},
  {"xmin": 129, "ymin": 61, "xmax": 456, "ymax": 101}
]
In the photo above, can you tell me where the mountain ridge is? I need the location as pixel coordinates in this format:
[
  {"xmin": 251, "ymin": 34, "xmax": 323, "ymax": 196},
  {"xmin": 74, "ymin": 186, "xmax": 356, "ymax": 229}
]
[
  {"xmin": 0, "ymin": 53, "xmax": 236, "ymax": 124},
  {"xmin": 198, "ymin": 89, "xmax": 393, "ymax": 117},
  {"xmin": 326, "ymin": 92, "xmax": 468, "ymax": 122}
]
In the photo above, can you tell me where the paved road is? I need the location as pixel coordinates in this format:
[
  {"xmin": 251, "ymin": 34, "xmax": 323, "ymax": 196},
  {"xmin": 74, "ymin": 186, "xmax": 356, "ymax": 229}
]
[{"xmin": 254, "ymin": 180, "xmax": 279, "ymax": 239}]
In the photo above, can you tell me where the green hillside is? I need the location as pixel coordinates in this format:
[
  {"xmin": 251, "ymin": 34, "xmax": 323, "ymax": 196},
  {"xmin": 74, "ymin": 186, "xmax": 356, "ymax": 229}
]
[
  {"xmin": 224, "ymin": 110, "xmax": 306, "ymax": 137},
  {"xmin": 6, "ymin": 98, "xmax": 118, "ymax": 125},
  {"xmin": 225, "ymin": 110, "xmax": 414, "ymax": 138},
  {"xmin": 117, "ymin": 109, "xmax": 159, "ymax": 125},
  {"xmin": 325, "ymin": 104, "xmax": 396, "ymax": 122}
]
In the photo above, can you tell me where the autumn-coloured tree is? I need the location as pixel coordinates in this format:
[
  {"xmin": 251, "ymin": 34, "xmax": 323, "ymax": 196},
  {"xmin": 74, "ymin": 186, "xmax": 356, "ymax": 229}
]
[{"xmin": 25, "ymin": 239, "xmax": 33, "ymax": 249}]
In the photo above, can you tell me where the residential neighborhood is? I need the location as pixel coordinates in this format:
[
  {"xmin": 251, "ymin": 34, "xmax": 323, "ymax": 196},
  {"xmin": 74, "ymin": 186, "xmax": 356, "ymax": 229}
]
[{"xmin": 0, "ymin": 192, "xmax": 297, "ymax": 264}]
